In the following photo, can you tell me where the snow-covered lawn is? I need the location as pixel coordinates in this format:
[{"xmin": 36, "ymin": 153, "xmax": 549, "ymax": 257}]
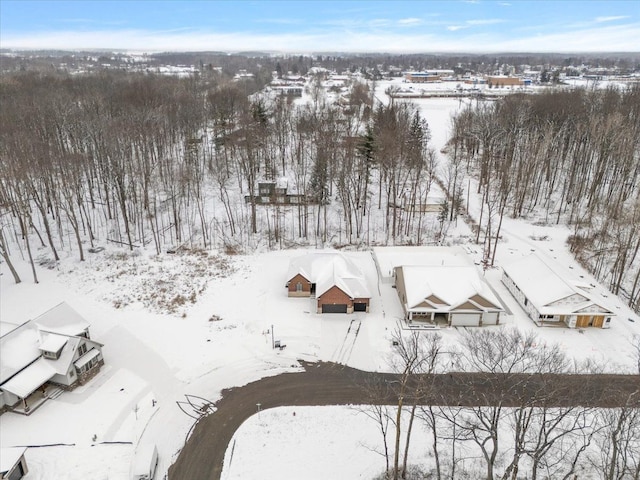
[
  {"xmin": 2, "ymin": 237, "xmax": 639, "ymax": 478},
  {"xmin": 1, "ymin": 89, "xmax": 639, "ymax": 479}
]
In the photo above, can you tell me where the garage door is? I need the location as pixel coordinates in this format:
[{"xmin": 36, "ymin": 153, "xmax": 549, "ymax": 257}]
[
  {"xmin": 322, "ymin": 304, "xmax": 348, "ymax": 314},
  {"xmin": 450, "ymin": 313, "xmax": 481, "ymax": 326},
  {"xmin": 483, "ymin": 312, "xmax": 499, "ymax": 325},
  {"xmin": 353, "ymin": 302, "xmax": 367, "ymax": 312}
]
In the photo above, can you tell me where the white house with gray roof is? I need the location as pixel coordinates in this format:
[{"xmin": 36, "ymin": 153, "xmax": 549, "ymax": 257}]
[{"xmin": 0, "ymin": 303, "xmax": 104, "ymax": 415}]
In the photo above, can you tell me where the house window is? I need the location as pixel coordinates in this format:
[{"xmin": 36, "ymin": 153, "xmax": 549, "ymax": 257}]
[
  {"xmin": 78, "ymin": 343, "xmax": 87, "ymax": 356},
  {"xmin": 296, "ymin": 282, "xmax": 303, "ymax": 292}
]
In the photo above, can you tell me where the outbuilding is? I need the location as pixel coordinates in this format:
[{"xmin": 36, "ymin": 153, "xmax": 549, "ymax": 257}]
[{"xmin": 0, "ymin": 447, "xmax": 28, "ymax": 480}]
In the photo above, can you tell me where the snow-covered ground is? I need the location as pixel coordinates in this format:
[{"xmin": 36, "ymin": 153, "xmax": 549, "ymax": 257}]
[{"xmin": 2, "ymin": 91, "xmax": 639, "ymax": 480}]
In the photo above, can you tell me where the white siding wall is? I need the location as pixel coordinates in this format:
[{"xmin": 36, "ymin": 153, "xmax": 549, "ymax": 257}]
[
  {"xmin": 502, "ymin": 272, "xmax": 539, "ymax": 320},
  {"xmin": 0, "ymin": 389, "xmax": 20, "ymax": 407}
]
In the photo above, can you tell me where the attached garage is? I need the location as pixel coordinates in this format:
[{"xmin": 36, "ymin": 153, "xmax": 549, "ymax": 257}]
[
  {"xmin": 483, "ymin": 312, "xmax": 500, "ymax": 325},
  {"xmin": 353, "ymin": 302, "xmax": 367, "ymax": 312},
  {"xmin": 322, "ymin": 304, "xmax": 348, "ymax": 314},
  {"xmin": 450, "ymin": 313, "xmax": 482, "ymax": 327}
]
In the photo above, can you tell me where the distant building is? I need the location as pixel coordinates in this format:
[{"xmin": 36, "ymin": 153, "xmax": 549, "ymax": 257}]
[
  {"xmin": 405, "ymin": 70, "xmax": 455, "ymax": 83},
  {"xmin": 244, "ymin": 179, "xmax": 307, "ymax": 205},
  {"xmin": 270, "ymin": 85, "xmax": 304, "ymax": 96},
  {"xmin": 487, "ymin": 76, "xmax": 524, "ymax": 87}
]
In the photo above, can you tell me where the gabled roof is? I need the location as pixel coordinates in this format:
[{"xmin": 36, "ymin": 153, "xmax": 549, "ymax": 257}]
[
  {"xmin": 400, "ymin": 265, "xmax": 503, "ymax": 313},
  {"xmin": 1, "ymin": 304, "xmax": 97, "ymax": 386},
  {"xmin": 373, "ymin": 246, "xmax": 473, "ymax": 279},
  {"xmin": 287, "ymin": 253, "xmax": 371, "ymax": 299},
  {"xmin": 1, "ymin": 357, "xmax": 55, "ymax": 398},
  {"xmin": 0, "ymin": 321, "xmax": 41, "ymax": 384},
  {"xmin": 502, "ymin": 254, "xmax": 613, "ymax": 315},
  {"xmin": 34, "ymin": 302, "xmax": 90, "ymax": 337},
  {"xmin": 39, "ymin": 333, "xmax": 68, "ymax": 353},
  {"xmin": 42, "ymin": 334, "xmax": 103, "ymax": 376}
]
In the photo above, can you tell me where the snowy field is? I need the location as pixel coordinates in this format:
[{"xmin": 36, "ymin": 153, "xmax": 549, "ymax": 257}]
[{"xmin": 1, "ymin": 88, "xmax": 639, "ymax": 479}]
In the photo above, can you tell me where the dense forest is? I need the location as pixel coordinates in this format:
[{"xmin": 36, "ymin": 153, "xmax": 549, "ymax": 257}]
[
  {"xmin": 1, "ymin": 70, "xmax": 639, "ymax": 313},
  {"xmin": 0, "ymin": 72, "xmax": 434, "ymax": 270}
]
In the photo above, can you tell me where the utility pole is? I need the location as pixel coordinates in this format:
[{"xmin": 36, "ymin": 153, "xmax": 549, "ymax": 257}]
[{"xmin": 271, "ymin": 325, "xmax": 274, "ymax": 349}]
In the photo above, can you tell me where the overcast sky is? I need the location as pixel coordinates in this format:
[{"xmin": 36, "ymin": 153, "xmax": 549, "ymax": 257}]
[{"xmin": 1, "ymin": 0, "xmax": 638, "ymax": 53}]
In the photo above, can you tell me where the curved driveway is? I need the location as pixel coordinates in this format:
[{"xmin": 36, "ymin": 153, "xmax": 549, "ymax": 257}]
[{"xmin": 168, "ymin": 361, "xmax": 640, "ymax": 480}]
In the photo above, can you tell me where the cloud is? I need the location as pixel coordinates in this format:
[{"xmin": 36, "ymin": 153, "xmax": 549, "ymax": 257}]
[
  {"xmin": 466, "ymin": 19, "xmax": 505, "ymax": 26},
  {"xmin": 2, "ymin": 21, "xmax": 639, "ymax": 53},
  {"xmin": 446, "ymin": 18, "xmax": 505, "ymax": 30},
  {"xmin": 595, "ymin": 16, "xmax": 629, "ymax": 23},
  {"xmin": 499, "ymin": 2, "xmax": 511, "ymax": 5},
  {"xmin": 398, "ymin": 18, "xmax": 423, "ymax": 26}
]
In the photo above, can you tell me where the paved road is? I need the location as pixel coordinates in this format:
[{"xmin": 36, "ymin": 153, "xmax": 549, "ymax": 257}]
[{"xmin": 168, "ymin": 361, "xmax": 640, "ymax": 480}]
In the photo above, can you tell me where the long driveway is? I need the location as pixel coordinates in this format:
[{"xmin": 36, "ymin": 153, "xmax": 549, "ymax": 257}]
[{"xmin": 168, "ymin": 361, "xmax": 640, "ymax": 480}]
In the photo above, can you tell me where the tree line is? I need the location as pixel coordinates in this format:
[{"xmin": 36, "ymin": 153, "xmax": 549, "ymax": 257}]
[
  {"xmin": 447, "ymin": 86, "xmax": 640, "ymax": 313},
  {"xmin": 0, "ymin": 71, "xmax": 437, "ymax": 283}
]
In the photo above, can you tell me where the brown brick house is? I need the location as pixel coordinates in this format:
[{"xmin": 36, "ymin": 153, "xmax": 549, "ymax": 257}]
[{"xmin": 286, "ymin": 253, "xmax": 371, "ymax": 314}]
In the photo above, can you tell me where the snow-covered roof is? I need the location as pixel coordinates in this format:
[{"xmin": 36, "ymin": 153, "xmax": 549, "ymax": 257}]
[
  {"xmin": 34, "ymin": 302, "xmax": 90, "ymax": 337},
  {"xmin": 399, "ymin": 265, "xmax": 503, "ymax": 312},
  {"xmin": 287, "ymin": 253, "xmax": 371, "ymax": 299},
  {"xmin": 276, "ymin": 177, "xmax": 288, "ymax": 189},
  {"xmin": 373, "ymin": 246, "xmax": 473, "ymax": 280},
  {"xmin": 0, "ymin": 447, "xmax": 27, "ymax": 475},
  {"xmin": 1, "ymin": 357, "xmax": 55, "ymax": 398},
  {"xmin": 0, "ymin": 321, "xmax": 21, "ymax": 338},
  {"xmin": 39, "ymin": 333, "xmax": 68, "ymax": 353},
  {"xmin": 1, "ymin": 304, "xmax": 99, "ymax": 387},
  {"xmin": 132, "ymin": 443, "xmax": 157, "ymax": 476},
  {"xmin": 0, "ymin": 321, "xmax": 41, "ymax": 384},
  {"xmin": 503, "ymin": 255, "xmax": 576, "ymax": 308},
  {"xmin": 47, "ymin": 336, "xmax": 82, "ymax": 375},
  {"xmin": 502, "ymin": 254, "xmax": 613, "ymax": 314}
]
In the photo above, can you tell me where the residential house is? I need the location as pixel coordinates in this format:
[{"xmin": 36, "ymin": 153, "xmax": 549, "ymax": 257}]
[
  {"xmin": 244, "ymin": 179, "xmax": 307, "ymax": 205},
  {"xmin": 0, "ymin": 303, "xmax": 104, "ymax": 415},
  {"xmin": 373, "ymin": 246, "xmax": 474, "ymax": 284},
  {"xmin": 395, "ymin": 265, "xmax": 504, "ymax": 326},
  {"xmin": 286, "ymin": 253, "xmax": 371, "ymax": 314},
  {"xmin": 502, "ymin": 254, "xmax": 614, "ymax": 328}
]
